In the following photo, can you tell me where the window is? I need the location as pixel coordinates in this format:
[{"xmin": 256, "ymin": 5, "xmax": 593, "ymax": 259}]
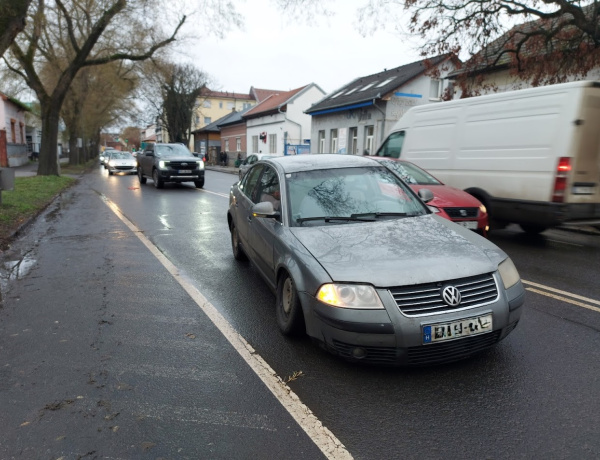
[
  {"xmin": 19, "ymin": 123, "xmax": 24, "ymax": 144},
  {"xmin": 429, "ymin": 79, "xmax": 442, "ymax": 100},
  {"xmin": 236, "ymin": 137, "xmax": 241, "ymax": 152},
  {"xmin": 252, "ymin": 135, "xmax": 259, "ymax": 153},
  {"xmin": 204, "ymin": 117, "xmax": 211, "ymax": 124},
  {"xmin": 375, "ymin": 131, "xmax": 405, "ymax": 158},
  {"xmin": 349, "ymin": 127, "xmax": 358, "ymax": 155},
  {"xmin": 10, "ymin": 119, "xmax": 16, "ymax": 143},
  {"xmin": 203, "ymin": 100, "xmax": 211, "ymax": 108},
  {"xmin": 376, "ymin": 77, "xmax": 395, "ymax": 88},
  {"xmin": 195, "ymin": 115, "xmax": 200, "ymax": 125},
  {"xmin": 269, "ymin": 134, "xmax": 277, "ymax": 153},
  {"xmin": 360, "ymin": 82, "xmax": 377, "ymax": 91},
  {"xmin": 219, "ymin": 101, "xmax": 223, "ymax": 108},
  {"xmin": 227, "ymin": 101, "xmax": 234, "ymax": 110},
  {"xmin": 330, "ymin": 129, "xmax": 338, "ymax": 153},
  {"xmin": 256, "ymin": 166, "xmax": 281, "ymax": 211},
  {"xmin": 318, "ymin": 130, "xmax": 325, "ymax": 153},
  {"xmin": 243, "ymin": 102, "xmax": 252, "ymax": 109},
  {"xmin": 240, "ymin": 164, "xmax": 264, "ymax": 201},
  {"xmin": 225, "ymin": 139, "xmax": 230, "ymax": 152},
  {"xmin": 364, "ymin": 126, "xmax": 374, "ymax": 155}
]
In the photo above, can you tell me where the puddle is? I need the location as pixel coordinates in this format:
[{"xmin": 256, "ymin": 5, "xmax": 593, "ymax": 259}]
[{"xmin": 0, "ymin": 253, "xmax": 37, "ymax": 300}]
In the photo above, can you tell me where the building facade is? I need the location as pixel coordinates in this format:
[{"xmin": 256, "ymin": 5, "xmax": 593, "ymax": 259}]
[{"xmin": 0, "ymin": 92, "xmax": 30, "ymax": 167}]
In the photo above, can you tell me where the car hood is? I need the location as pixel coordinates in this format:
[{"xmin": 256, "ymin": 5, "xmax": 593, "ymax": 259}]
[
  {"xmin": 111, "ymin": 159, "xmax": 136, "ymax": 165},
  {"xmin": 289, "ymin": 215, "xmax": 505, "ymax": 287},
  {"xmin": 410, "ymin": 184, "xmax": 482, "ymax": 208}
]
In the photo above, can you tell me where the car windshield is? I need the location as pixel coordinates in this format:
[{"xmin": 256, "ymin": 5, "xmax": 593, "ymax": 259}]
[
  {"xmin": 287, "ymin": 166, "xmax": 428, "ymax": 227},
  {"xmin": 154, "ymin": 144, "xmax": 194, "ymax": 158},
  {"xmin": 110, "ymin": 152, "xmax": 133, "ymax": 160},
  {"xmin": 380, "ymin": 160, "xmax": 441, "ymax": 185}
]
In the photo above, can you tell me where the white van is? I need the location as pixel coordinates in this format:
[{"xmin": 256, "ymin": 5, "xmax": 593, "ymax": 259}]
[{"xmin": 375, "ymin": 81, "xmax": 600, "ymax": 233}]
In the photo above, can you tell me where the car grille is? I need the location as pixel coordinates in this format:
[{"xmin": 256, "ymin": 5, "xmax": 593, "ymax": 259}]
[
  {"xmin": 168, "ymin": 161, "xmax": 197, "ymax": 169},
  {"xmin": 406, "ymin": 330, "xmax": 501, "ymax": 365},
  {"xmin": 115, "ymin": 166, "xmax": 135, "ymax": 170},
  {"xmin": 389, "ymin": 273, "xmax": 498, "ymax": 316},
  {"xmin": 331, "ymin": 340, "xmax": 397, "ymax": 364},
  {"xmin": 444, "ymin": 207, "xmax": 479, "ymax": 218}
]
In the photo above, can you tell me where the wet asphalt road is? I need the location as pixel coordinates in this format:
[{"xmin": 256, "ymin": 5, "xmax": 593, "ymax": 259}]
[{"xmin": 1, "ymin": 165, "xmax": 600, "ymax": 459}]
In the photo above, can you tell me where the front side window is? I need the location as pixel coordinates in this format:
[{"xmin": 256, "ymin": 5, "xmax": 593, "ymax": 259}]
[
  {"xmin": 288, "ymin": 166, "xmax": 428, "ymax": 227},
  {"xmin": 240, "ymin": 164, "xmax": 264, "ymax": 201},
  {"xmin": 375, "ymin": 131, "xmax": 405, "ymax": 158},
  {"xmin": 256, "ymin": 166, "xmax": 281, "ymax": 211}
]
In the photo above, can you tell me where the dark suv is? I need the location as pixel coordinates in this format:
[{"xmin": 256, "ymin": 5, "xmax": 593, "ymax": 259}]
[{"xmin": 138, "ymin": 143, "xmax": 205, "ymax": 189}]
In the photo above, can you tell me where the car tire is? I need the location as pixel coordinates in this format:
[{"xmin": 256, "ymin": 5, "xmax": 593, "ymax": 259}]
[
  {"xmin": 152, "ymin": 169, "xmax": 164, "ymax": 189},
  {"xmin": 230, "ymin": 222, "xmax": 248, "ymax": 261},
  {"xmin": 138, "ymin": 168, "xmax": 146, "ymax": 184},
  {"xmin": 108, "ymin": 170, "xmax": 113, "ymax": 176},
  {"xmin": 194, "ymin": 179, "xmax": 204, "ymax": 189},
  {"xmin": 519, "ymin": 223, "xmax": 547, "ymax": 234},
  {"xmin": 276, "ymin": 273, "xmax": 305, "ymax": 336}
]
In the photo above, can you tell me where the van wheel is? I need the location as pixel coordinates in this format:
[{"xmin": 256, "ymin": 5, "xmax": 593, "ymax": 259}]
[{"xmin": 519, "ymin": 224, "xmax": 547, "ymax": 234}]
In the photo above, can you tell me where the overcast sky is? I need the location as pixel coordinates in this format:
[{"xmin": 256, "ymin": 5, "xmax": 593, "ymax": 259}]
[{"xmin": 179, "ymin": 0, "xmax": 422, "ymax": 96}]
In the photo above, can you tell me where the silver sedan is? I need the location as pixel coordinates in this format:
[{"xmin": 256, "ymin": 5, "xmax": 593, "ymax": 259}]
[{"xmin": 227, "ymin": 154, "xmax": 525, "ymax": 366}]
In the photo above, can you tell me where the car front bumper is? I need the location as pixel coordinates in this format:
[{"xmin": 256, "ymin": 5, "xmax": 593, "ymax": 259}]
[
  {"xmin": 301, "ymin": 275, "xmax": 525, "ymax": 366},
  {"xmin": 158, "ymin": 169, "xmax": 204, "ymax": 182}
]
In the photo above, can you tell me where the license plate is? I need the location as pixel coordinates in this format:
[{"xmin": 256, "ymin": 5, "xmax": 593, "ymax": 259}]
[
  {"xmin": 572, "ymin": 186, "xmax": 595, "ymax": 194},
  {"xmin": 179, "ymin": 170, "xmax": 192, "ymax": 174},
  {"xmin": 456, "ymin": 221, "xmax": 478, "ymax": 229},
  {"xmin": 422, "ymin": 314, "xmax": 493, "ymax": 344}
]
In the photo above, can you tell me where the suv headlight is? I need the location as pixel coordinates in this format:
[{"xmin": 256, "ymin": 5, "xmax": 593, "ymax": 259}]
[
  {"xmin": 498, "ymin": 257, "xmax": 520, "ymax": 289},
  {"xmin": 197, "ymin": 160, "xmax": 204, "ymax": 170},
  {"xmin": 316, "ymin": 283, "xmax": 384, "ymax": 309},
  {"xmin": 159, "ymin": 160, "xmax": 167, "ymax": 169}
]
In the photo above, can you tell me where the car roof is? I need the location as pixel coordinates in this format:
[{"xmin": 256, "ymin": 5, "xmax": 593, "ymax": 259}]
[{"xmin": 265, "ymin": 154, "xmax": 380, "ymax": 174}]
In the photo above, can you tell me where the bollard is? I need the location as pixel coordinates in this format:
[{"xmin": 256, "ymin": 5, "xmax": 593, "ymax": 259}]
[{"xmin": 0, "ymin": 168, "xmax": 15, "ymax": 205}]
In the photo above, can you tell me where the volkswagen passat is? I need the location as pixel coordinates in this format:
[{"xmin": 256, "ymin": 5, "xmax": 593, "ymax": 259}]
[{"xmin": 227, "ymin": 154, "xmax": 524, "ymax": 366}]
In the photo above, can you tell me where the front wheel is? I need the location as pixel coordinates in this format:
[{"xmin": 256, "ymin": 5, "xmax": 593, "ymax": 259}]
[
  {"xmin": 138, "ymin": 168, "xmax": 146, "ymax": 184},
  {"xmin": 194, "ymin": 179, "xmax": 204, "ymax": 189},
  {"xmin": 519, "ymin": 223, "xmax": 547, "ymax": 234},
  {"xmin": 152, "ymin": 169, "xmax": 164, "ymax": 189},
  {"xmin": 276, "ymin": 273, "xmax": 305, "ymax": 336}
]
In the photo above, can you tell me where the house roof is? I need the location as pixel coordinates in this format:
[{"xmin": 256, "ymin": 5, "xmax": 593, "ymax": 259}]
[
  {"xmin": 217, "ymin": 106, "xmax": 254, "ymax": 128},
  {"xmin": 250, "ymin": 87, "xmax": 283, "ymax": 102},
  {"xmin": 199, "ymin": 86, "xmax": 255, "ymax": 101},
  {"xmin": 242, "ymin": 85, "xmax": 312, "ymax": 119},
  {"xmin": 0, "ymin": 92, "xmax": 31, "ymax": 112},
  {"xmin": 305, "ymin": 55, "xmax": 451, "ymax": 115}
]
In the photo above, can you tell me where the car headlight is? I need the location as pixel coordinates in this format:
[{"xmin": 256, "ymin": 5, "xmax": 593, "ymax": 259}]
[
  {"xmin": 498, "ymin": 257, "xmax": 520, "ymax": 289},
  {"xmin": 428, "ymin": 205, "xmax": 441, "ymax": 214},
  {"xmin": 316, "ymin": 283, "xmax": 384, "ymax": 309},
  {"xmin": 479, "ymin": 204, "xmax": 487, "ymax": 215},
  {"xmin": 108, "ymin": 160, "xmax": 115, "ymax": 166},
  {"xmin": 197, "ymin": 160, "xmax": 204, "ymax": 170},
  {"xmin": 159, "ymin": 160, "xmax": 167, "ymax": 169}
]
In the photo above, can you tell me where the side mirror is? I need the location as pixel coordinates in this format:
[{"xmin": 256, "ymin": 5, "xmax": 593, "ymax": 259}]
[
  {"xmin": 144, "ymin": 151, "xmax": 154, "ymax": 157},
  {"xmin": 252, "ymin": 201, "xmax": 279, "ymax": 219},
  {"xmin": 418, "ymin": 188, "xmax": 434, "ymax": 203}
]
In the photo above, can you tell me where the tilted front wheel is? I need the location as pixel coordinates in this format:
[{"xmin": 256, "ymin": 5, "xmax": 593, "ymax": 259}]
[
  {"xmin": 276, "ymin": 274, "xmax": 305, "ymax": 336},
  {"xmin": 230, "ymin": 222, "xmax": 247, "ymax": 261}
]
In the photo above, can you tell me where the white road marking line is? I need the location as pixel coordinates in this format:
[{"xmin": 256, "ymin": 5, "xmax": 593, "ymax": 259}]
[
  {"xmin": 99, "ymin": 194, "xmax": 352, "ymax": 460},
  {"xmin": 198, "ymin": 188, "xmax": 229, "ymax": 198},
  {"xmin": 522, "ymin": 279, "xmax": 600, "ymax": 306},
  {"xmin": 545, "ymin": 239, "xmax": 583, "ymax": 247}
]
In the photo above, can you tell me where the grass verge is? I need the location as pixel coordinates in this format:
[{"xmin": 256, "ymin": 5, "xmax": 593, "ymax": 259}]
[{"xmin": 0, "ymin": 174, "xmax": 76, "ymax": 250}]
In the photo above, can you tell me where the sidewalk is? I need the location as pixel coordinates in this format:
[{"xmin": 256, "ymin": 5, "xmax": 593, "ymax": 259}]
[
  {"xmin": 10, "ymin": 157, "xmax": 69, "ymax": 177},
  {"xmin": 205, "ymin": 164, "xmax": 239, "ymax": 176}
]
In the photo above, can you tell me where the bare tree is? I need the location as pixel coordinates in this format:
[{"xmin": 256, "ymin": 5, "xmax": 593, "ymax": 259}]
[
  {"xmin": 4, "ymin": 0, "xmax": 186, "ymax": 175},
  {"xmin": 0, "ymin": 0, "xmax": 32, "ymax": 58}
]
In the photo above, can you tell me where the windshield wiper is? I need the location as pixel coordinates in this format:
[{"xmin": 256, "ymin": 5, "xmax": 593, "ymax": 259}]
[
  {"xmin": 296, "ymin": 216, "xmax": 376, "ymax": 224},
  {"xmin": 350, "ymin": 212, "xmax": 408, "ymax": 219}
]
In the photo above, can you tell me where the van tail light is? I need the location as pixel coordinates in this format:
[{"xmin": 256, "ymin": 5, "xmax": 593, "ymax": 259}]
[{"xmin": 552, "ymin": 157, "xmax": 571, "ymax": 203}]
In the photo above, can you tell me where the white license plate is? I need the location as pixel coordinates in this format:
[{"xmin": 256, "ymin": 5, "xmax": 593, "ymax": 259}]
[
  {"xmin": 456, "ymin": 220, "xmax": 478, "ymax": 230},
  {"xmin": 422, "ymin": 314, "xmax": 493, "ymax": 344},
  {"xmin": 179, "ymin": 170, "xmax": 192, "ymax": 174},
  {"xmin": 572, "ymin": 186, "xmax": 595, "ymax": 194}
]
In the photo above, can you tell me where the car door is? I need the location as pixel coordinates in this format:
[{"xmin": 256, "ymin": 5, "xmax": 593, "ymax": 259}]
[
  {"xmin": 248, "ymin": 165, "xmax": 282, "ymax": 283},
  {"xmin": 235, "ymin": 164, "xmax": 264, "ymax": 260}
]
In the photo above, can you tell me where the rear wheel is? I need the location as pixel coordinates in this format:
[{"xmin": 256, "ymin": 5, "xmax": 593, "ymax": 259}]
[
  {"xmin": 230, "ymin": 222, "xmax": 247, "ymax": 261},
  {"xmin": 152, "ymin": 169, "xmax": 164, "ymax": 189},
  {"xmin": 138, "ymin": 167, "xmax": 146, "ymax": 184},
  {"xmin": 519, "ymin": 223, "xmax": 547, "ymax": 234},
  {"xmin": 276, "ymin": 273, "xmax": 305, "ymax": 336}
]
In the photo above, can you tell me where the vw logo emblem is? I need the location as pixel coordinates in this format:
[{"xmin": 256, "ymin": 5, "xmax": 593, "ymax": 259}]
[{"xmin": 442, "ymin": 286, "xmax": 462, "ymax": 306}]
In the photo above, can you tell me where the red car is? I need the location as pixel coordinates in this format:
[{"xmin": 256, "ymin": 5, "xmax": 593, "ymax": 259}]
[{"xmin": 372, "ymin": 157, "xmax": 489, "ymax": 236}]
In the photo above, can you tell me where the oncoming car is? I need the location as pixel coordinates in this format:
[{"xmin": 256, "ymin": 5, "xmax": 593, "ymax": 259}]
[
  {"xmin": 371, "ymin": 157, "xmax": 489, "ymax": 236},
  {"xmin": 227, "ymin": 154, "xmax": 525, "ymax": 366},
  {"xmin": 104, "ymin": 151, "xmax": 137, "ymax": 175}
]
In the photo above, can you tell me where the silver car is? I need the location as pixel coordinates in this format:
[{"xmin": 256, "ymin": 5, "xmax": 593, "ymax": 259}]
[
  {"xmin": 227, "ymin": 154, "xmax": 525, "ymax": 366},
  {"xmin": 238, "ymin": 153, "xmax": 279, "ymax": 180}
]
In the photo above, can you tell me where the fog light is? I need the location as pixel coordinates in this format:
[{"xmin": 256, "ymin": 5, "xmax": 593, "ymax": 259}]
[{"xmin": 352, "ymin": 347, "xmax": 367, "ymax": 359}]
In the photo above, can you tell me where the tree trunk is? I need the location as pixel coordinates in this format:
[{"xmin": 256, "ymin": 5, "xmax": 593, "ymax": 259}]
[
  {"xmin": 38, "ymin": 103, "xmax": 61, "ymax": 176},
  {"xmin": 68, "ymin": 135, "xmax": 78, "ymax": 165}
]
